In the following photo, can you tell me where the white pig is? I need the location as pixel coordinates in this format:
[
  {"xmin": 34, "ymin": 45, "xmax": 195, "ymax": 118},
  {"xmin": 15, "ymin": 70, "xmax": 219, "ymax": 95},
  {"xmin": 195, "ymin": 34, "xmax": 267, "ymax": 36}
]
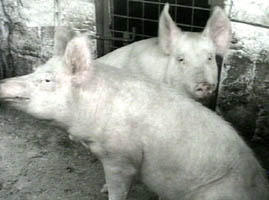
[
  {"xmin": 97, "ymin": 4, "xmax": 232, "ymax": 104},
  {"xmin": 0, "ymin": 34, "xmax": 268, "ymax": 200}
]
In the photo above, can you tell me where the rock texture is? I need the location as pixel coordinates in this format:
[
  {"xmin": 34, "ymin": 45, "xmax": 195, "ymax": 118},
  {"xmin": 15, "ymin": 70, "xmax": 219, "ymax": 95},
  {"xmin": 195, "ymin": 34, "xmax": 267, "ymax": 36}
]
[
  {"xmin": 0, "ymin": 0, "xmax": 96, "ymax": 78},
  {"xmin": 226, "ymin": 0, "xmax": 269, "ymax": 27},
  {"xmin": 217, "ymin": 0, "xmax": 269, "ymax": 143}
]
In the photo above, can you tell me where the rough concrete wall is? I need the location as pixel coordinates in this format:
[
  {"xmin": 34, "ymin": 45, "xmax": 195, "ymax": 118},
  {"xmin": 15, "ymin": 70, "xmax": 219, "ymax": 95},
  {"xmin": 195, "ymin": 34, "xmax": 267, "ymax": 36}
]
[
  {"xmin": 0, "ymin": 0, "xmax": 96, "ymax": 79},
  {"xmin": 218, "ymin": 0, "xmax": 269, "ymax": 143}
]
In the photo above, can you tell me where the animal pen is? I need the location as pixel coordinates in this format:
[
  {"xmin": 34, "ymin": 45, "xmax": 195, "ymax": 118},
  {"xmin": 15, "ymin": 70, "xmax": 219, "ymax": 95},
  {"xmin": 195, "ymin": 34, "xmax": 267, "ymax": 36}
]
[
  {"xmin": 0, "ymin": 0, "xmax": 268, "ymax": 199},
  {"xmin": 96, "ymin": 0, "xmax": 214, "ymax": 55}
]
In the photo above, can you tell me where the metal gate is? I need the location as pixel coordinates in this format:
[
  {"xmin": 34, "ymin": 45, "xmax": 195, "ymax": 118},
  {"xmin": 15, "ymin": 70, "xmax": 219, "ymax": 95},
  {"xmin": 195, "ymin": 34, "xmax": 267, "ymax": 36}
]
[{"xmin": 96, "ymin": 0, "xmax": 219, "ymax": 57}]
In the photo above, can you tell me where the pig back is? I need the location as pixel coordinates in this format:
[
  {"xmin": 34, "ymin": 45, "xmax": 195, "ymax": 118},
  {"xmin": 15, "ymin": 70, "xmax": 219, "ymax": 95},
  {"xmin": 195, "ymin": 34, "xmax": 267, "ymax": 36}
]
[
  {"xmin": 73, "ymin": 65, "xmax": 268, "ymax": 199},
  {"xmin": 102, "ymin": 70, "xmax": 266, "ymax": 198}
]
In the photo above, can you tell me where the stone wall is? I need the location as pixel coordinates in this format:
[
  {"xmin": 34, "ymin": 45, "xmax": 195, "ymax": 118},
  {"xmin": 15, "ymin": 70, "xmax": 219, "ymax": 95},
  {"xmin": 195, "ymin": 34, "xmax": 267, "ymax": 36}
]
[
  {"xmin": 0, "ymin": 0, "xmax": 96, "ymax": 78},
  {"xmin": 217, "ymin": 0, "xmax": 269, "ymax": 143}
]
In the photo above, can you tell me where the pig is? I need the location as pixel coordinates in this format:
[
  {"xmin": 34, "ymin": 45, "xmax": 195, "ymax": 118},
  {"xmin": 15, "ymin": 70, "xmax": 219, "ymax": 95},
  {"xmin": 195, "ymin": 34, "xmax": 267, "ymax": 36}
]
[
  {"xmin": 97, "ymin": 4, "xmax": 232, "ymax": 105},
  {"xmin": 0, "ymin": 33, "xmax": 268, "ymax": 200}
]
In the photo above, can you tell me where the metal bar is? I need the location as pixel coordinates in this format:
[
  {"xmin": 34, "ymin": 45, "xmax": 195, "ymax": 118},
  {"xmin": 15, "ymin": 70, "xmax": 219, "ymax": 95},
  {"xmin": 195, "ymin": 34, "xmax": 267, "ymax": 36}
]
[
  {"xmin": 111, "ymin": 14, "xmax": 205, "ymax": 29},
  {"xmin": 208, "ymin": 0, "xmax": 224, "ymax": 8},
  {"xmin": 111, "ymin": 0, "xmax": 114, "ymax": 38},
  {"xmin": 95, "ymin": 0, "xmax": 105, "ymax": 56},
  {"xmin": 128, "ymin": 0, "xmax": 211, "ymax": 11},
  {"xmin": 111, "ymin": 30, "xmax": 149, "ymax": 38},
  {"xmin": 190, "ymin": 0, "xmax": 195, "ymax": 31},
  {"xmin": 101, "ymin": 0, "xmax": 212, "ymax": 53},
  {"xmin": 110, "ymin": 31, "xmax": 156, "ymax": 39},
  {"xmin": 101, "ymin": 0, "xmax": 112, "ymax": 55},
  {"xmin": 142, "ymin": 0, "xmax": 145, "ymax": 36},
  {"xmin": 105, "ymin": 0, "xmax": 113, "ymax": 53},
  {"xmin": 158, "ymin": 0, "xmax": 161, "ymax": 20},
  {"xmin": 127, "ymin": 0, "xmax": 130, "ymax": 33},
  {"xmin": 94, "ymin": 34, "xmax": 135, "ymax": 42},
  {"xmin": 175, "ymin": 0, "xmax": 178, "ymax": 21},
  {"xmin": 96, "ymin": 0, "xmax": 113, "ymax": 56},
  {"xmin": 72, "ymin": 27, "xmax": 136, "ymax": 42}
]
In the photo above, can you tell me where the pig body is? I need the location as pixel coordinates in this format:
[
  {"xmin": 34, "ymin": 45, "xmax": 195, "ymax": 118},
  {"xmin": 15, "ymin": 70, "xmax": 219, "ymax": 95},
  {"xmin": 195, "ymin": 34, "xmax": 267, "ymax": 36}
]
[
  {"xmin": 68, "ymin": 63, "xmax": 269, "ymax": 200},
  {"xmin": 0, "ymin": 34, "xmax": 268, "ymax": 200},
  {"xmin": 97, "ymin": 4, "xmax": 232, "ymax": 104}
]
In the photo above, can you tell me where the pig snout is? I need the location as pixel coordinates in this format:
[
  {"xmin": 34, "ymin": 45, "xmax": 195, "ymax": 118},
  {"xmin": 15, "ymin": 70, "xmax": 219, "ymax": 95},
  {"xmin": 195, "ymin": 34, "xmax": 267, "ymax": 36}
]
[
  {"xmin": 0, "ymin": 78, "xmax": 29, "ymax": 101},
  {"xmin": 194, "ymin": 82, "xmax": 216, "ymax": 99}
]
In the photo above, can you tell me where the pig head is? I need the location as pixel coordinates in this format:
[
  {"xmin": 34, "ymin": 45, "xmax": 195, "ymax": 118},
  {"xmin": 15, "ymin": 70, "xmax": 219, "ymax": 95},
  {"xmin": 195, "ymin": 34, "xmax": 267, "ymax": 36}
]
[
  {"xmin": 0, "ymin": 27, "xmax": 90, "ymax": 123},
  {"xmin": 97, "ymin": 4, "xmax": 232, "ymax": 104}
]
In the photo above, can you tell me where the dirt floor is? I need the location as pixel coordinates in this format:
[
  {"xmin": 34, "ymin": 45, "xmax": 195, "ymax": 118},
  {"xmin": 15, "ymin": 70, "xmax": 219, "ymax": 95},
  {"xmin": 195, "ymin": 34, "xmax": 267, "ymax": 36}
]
[
  {"xmin": 0, "ymin": 105, "xmax": 157, "ymax": 200},
  {"xmin": 0, "ymin": 105, "xmax": 268, "ymax": 200}
]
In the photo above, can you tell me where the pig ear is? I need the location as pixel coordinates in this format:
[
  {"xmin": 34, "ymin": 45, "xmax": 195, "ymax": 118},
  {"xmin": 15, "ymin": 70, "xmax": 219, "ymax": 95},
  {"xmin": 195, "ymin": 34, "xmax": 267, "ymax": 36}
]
[
  {"xmin": 158, "ymin": 3, "xmax": 181, "ymax": 55},
  {"xmin": 203, "ymin": 7, "xmax": 232, "ymax": 56},
  {"xmin": 64, "ymin": 36, "xmax": 93, "ymax": 85},
  {"xmin": 54, "ymin": 26, "xmax": 75, "ymax": 56}
]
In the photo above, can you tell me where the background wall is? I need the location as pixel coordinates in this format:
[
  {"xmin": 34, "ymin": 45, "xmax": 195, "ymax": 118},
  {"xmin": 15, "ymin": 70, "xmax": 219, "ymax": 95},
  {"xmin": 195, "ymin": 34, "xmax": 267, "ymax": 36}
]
[
  {"xmin": 0, "ymin": 0, "xmax": 96, "ymax": 78},
  {"xmin": 218, "ymin": 0, "xmax": 269, "ymax": 143}
]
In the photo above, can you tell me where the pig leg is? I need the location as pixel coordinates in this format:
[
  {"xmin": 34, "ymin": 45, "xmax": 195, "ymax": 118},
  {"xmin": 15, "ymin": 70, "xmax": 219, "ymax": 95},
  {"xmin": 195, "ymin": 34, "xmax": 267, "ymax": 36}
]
[{"xmin": 102, "ymin": 159, "xmax": 137, "ymax": 200}]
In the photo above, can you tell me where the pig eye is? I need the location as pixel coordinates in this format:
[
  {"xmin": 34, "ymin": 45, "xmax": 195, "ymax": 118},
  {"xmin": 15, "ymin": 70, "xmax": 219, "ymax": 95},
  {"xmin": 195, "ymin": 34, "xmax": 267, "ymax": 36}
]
[
  {"xmin": 177, "ymin": 58, "xmax": 184, "ymax": 62},
  {"xmin": 208, "ymin": 54, "xmax": 213, "ymax": 61},
  {"xmin": 45, "ymin": 79, "xmax": 51, "ymax": 83}
]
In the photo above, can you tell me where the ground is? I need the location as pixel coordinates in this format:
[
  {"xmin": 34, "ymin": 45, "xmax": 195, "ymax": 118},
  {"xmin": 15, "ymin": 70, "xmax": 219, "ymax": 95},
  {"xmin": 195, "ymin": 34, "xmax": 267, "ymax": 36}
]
[{"xmin": 0, "ymin": 105, "xmax": 157, "ymax": 200}]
